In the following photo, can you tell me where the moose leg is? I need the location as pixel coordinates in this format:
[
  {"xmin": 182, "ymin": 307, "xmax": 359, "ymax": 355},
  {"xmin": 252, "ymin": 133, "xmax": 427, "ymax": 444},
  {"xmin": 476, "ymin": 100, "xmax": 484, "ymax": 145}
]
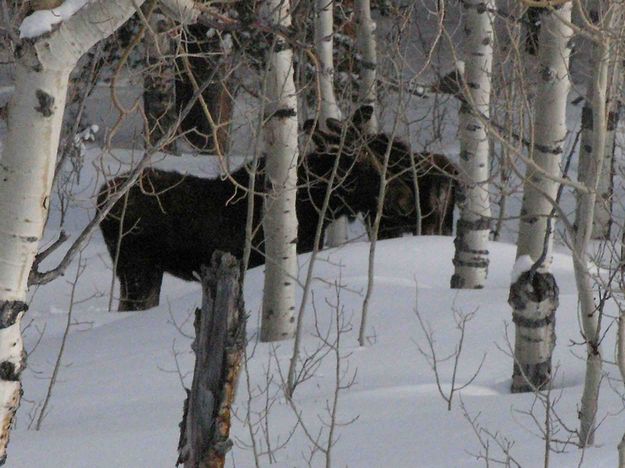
[
  {"xmin": 442, "ymin": 212, "xmax": 454, "ymax": 235},
  {"xmin": 118, "ymin": 264, "xmax": 163, "ymax": 311}
]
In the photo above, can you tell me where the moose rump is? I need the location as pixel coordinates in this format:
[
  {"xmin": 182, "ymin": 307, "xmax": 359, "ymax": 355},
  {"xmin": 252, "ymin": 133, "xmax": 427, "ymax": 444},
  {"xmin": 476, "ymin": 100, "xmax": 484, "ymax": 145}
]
[{"xmin": 97, "ymin": 167, "xmax": 264, "ymax": 311}]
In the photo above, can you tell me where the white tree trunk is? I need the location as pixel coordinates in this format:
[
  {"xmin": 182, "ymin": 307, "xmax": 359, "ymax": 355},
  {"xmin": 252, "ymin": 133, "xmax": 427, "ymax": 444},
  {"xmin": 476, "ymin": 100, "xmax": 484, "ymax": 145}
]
[
  {"xmin": 354, "ymin": 0, "xmax": 378, "ymax": 133},
  {"xmin": 450, "ymin": 0, "xmax": 494, "ymax": 289},
  {"xmin": 315, "ymin": 0, "xmax": 342, "ymax": 127},
  {"xmin": 515, "ymin": 4, "xmax": 572, "ymax": 266},
  {"xmin": 0, "ymin": 1, "xmax": 148, "ymax": 461},
  {"xmin": 314, "ymin": 0, "xmax": 347, "ymax": 248},
  {"xmin": 618, "ymin": 311, "xmax": 625, "ymax": 467},
  {"xmin": 510, "ymin": 4, "xmax": 572, "ymax": 393},
  {"xmin": 260, "ymin": 0, "xmax": 299, "ymax": 342},
  {"xmin": 0, "ymin": 65, "xmax": 69, "ymax": 463},
  {"xmin": 590, "ymin": 45, "xmax": 622, "ymax": 239},
  {"xmin": 575, "ymin": 1, "xmax": 616, "ymax": 446}
]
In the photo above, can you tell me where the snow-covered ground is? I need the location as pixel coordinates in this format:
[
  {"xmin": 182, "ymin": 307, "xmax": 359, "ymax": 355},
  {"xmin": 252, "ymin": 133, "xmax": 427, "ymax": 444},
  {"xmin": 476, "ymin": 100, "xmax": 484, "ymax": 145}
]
[{"xmin": 6, "ymin": 208, "xmax": 625, "ymax": 467}]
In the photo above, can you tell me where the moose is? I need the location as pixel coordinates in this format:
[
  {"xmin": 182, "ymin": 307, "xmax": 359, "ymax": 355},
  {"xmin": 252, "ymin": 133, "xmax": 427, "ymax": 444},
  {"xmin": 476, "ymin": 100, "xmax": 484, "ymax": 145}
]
[
  {"xmin": 304, "ymin": 110, "xmax": 458, "ymax": 238},
  {"xmin": 98, "ymin": 107, "xmax": 458, "ymax": 311}
]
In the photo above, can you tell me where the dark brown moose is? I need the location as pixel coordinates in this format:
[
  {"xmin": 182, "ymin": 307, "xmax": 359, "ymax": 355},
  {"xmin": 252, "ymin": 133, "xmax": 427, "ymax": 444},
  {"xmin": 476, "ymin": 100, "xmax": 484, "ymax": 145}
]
[{"xmin": 98, "ymin": 107, "xmax": 458, "ymax": 310}]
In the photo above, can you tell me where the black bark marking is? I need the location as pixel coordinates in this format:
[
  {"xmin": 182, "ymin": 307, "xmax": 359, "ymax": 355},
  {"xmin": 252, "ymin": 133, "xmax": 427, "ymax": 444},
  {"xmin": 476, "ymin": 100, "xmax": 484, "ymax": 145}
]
[
  {"xmin": 0, "ymin": 362, "xmax": 18, "ymax": 381},
  {"xmin": 534, "ymin": 143, "xmax": 563, "ymax": 155},
  {"xmin": 274, "ymin": 41, "xmax": 292, "ymax": 54},
  {"xmin": 270, "ymin": 108, "xmax": 297, "ymax": 120},
  {"xmin": 512, "ymin": 309, "xmax": 555, "ymax": 328},
  {"xmin": 34, "ymin": 90, "xmax": 54, "ymax": 117},
  {"xmin": 449, "ymin": 274, "xmax": 465, "ymax": 289},
  {"xmin": 451, "ymin": 258, "xmax": 489, "ymax": 268},
  {"xmin": 540, "ymin": 66, "xmax": 555, "ymax": 82},
  {"xmin": 566, "ymin": 38, "xmax": 576, "ymax": 52},
  {"xmin": 456, "ymin": 217, "xmax": 491, "ymax": 231},
  {"xmin": 0, "ymin": 301, "xmax": 27, "ymax": 329},
  {"xmin": 450, "ymin": 217, "xmax": 490, "ymax": 288},
  {"xmin": 607, "ymin": 110, "xmax": 618, "ymax": 131},
  {"xmin": 511, "ymin": 360, "xmax": 552, "ymax": 393},
  {"xmin": 581, "ymin": 106, "xmax": 593, "ymax": 130},
  {"xmin": 360, "ymin": 60, "xmax": 376, "ymax": 71},
  {"xmin": 524, "ymin": 7, "xmax": 542, "ymax": 55}
]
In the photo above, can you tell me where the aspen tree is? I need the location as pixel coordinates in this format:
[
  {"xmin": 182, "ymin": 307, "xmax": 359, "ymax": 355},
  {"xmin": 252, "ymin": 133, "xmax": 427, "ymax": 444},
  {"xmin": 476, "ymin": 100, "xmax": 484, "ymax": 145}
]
[
  {"xmin": 315, "ymin": 0, "xmax": 348, "ymax": 247},
  {"xmin": 0, "ymin": 0, "xmax": 200, "ymax": 460},
  {"xmin": 510, "ymin": 3, "xmax": 572, "ymax": 393},
  {"xmin": 260, "ymin": 0, "xmax": 300, "ymax": 342},
  {"xmin": 354, "ymin": 0, "xmax": 378, "ymax": 133},
  {"xmin": 575, "ymin": 1, "xmax": 620, "ymax": 447},
  {"xmin": 450, "ymin": 0, "xmax": 495, "ymax": 289}
]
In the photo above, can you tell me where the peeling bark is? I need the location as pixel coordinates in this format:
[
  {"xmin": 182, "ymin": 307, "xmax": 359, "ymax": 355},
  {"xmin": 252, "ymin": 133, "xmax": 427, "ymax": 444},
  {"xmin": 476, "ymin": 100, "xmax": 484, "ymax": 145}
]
[
  {"xmin": 177, "ymin": 252, "xmax": 245, "ymax": 468},
  {"xmin": 509, "ymin": 271, "xmax": 558, "ymax": 392}
]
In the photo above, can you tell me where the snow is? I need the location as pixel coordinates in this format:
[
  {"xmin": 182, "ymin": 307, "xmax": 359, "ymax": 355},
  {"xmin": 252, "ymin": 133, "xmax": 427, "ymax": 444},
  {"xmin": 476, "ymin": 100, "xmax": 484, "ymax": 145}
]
[
  {"xmin": 510, "ymin": 254, "xmax": 535, "ymax": 283},
  {"xmin": 454, "ymin": 59, "xmax": 465, "ymax": 75},
  {"xmin": 7, "ymin": 215, "xmax": 622, "ymax": 467},
  {"xmin": 19, "ymin": 0, "xmax": 90, "ymax": 39}
]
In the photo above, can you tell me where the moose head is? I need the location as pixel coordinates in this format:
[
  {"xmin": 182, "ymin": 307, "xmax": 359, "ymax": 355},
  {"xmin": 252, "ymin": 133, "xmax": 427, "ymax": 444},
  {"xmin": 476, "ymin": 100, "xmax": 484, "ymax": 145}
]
[{"xmin": 302, "ymin": 106, "xmax": 458, "ymax": 238}]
